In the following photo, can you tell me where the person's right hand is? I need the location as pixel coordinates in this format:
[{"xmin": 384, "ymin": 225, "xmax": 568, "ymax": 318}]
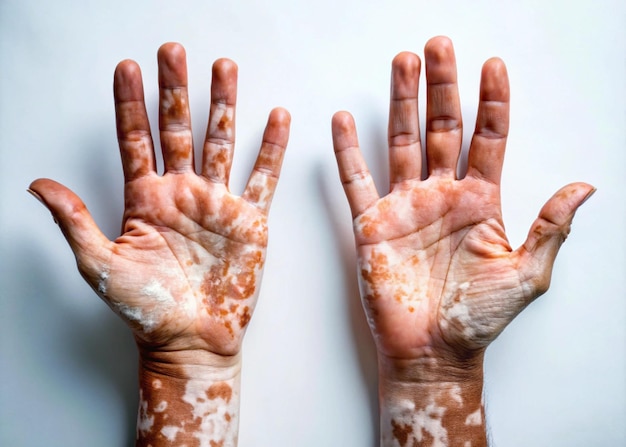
[{"xmin": 29, "ymin": 43, "xmax": 291, "ymax": 360}]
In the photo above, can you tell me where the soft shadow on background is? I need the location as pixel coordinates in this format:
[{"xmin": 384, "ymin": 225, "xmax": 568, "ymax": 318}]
[
  {"xmin": 317, "ymin": 161, "xmax": 379, "ymax": 445},
  {"xmin": 5, "ymin": 239, "xmax": 138, "ymax": 445},
  {"xmin": 2, "ymin": 131, "xmax": 137, "ymax": 445}
]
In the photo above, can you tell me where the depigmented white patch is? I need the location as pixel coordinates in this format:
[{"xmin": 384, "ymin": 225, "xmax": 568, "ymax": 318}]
[
  {"xmin": 136, "ymin": 389, "xmax": 154, "ymax": 437},
  {"xmin": 142, "ymin": 279, "xmax": 177, "ymax": 305},
  {"xmin": 208, "ymin": 102, "xmax": 234, "ymax": 137},
  {"xmin": 442, "ymin": 299, "xmax": 474, "ymax": 337},
  {"xmin": 181, "ymin": 372, "xmax": 240, "ymax": 447},
  {"xmin": 449, "ymin": 384, "xmax": 463, "ymax": 405},
  {"xmin": 415, "ymin": 402, "xmax": 449, "ymax": 447},
  {"xmin": 464, "ymin": 442, "xmax": 472, "ymax": 447},
  {"xmin": 440, "ymin": 281, "xmax": 485, "ymax": 339},
  {"xmin": 382, "ymin": 398, "xmax": 449, "ymax": 447},
  {"xmin": 465, "ymin": 408, "xmax": 482, "ymax": 426},
  {"xmin": 154, "ymin": 400, "xmax": 168, "ymax": 413},
  {"xmin": 345, "ymin": 176, "xmax": 377, "ymax": 211},
  {"xmin": 98, "ymin": 269, "xmax": 110, "ymax": 295},
  {"xmin": 161, "ymin": 425, "xmax": 181, "ymax": 441},
  {"xmin": 116, "ymin": 279, "xmax": 180, "ymax": 333},
  {"xmin": 116, "ymin": 303, "xmax": 148, "ymax": 326},
  {"xmin": 245, "ymin": 171, "xmax": 272, "ymax": 209},
  {"xmin": 358, "ymin": 241, "xmax": 427, "ymax": 310}
]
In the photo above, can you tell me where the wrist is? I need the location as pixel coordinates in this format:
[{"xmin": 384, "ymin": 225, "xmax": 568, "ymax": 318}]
[
  {"xmin": 139, "ymin": 347, "xmax": 243, "ymax": 377},
  {"xmin": 378, "ymin": 347, "xmax": 485, "ymax": 384},
  {"xmin": 378, "ymin": 351, "xmax": 487, "ymax": 447},
  {"xmin": 136, "ymin": 349, "xmax": 242, "ymax": 447}
]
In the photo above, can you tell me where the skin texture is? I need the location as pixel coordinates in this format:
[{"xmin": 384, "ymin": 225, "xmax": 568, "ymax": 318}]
[
  {"xmin": 29, "ymin": 43, "xmax": 290, "ymax": 446},
  {"xmin": 332, "ymin": 36, "xmax": 594, "ymax": 447}
]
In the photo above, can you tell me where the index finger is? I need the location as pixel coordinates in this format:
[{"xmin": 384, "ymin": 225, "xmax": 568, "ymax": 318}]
[
  {"xmin": 424, "ymin": 36, "xmax": 463, "ymax": 177},
  {"xmin": 114, "ymin": 60, "xmax": 156, "ymax": 183},
  {"xmin": 242, "ymin": 107, "xmax": 291, "ymax": 213},
  {"xmin": 332, "ymin": 111, "xmax": 380, "ymax": 218},
  {"xmin": 157, "ymin": 43, "xmax": 194, "ymax": 173},
  {"xmin": 466, "ymin": 58, "xmax": 510, "ymax": 184},
  {"xmin": 202, "ymin": 58, "xmax": 238, "ymax": 185},
  {"xmin": 388, "ymin": 52, "xmax": 423, "ymax": 188}
]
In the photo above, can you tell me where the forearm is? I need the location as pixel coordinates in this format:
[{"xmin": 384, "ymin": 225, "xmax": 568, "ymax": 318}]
[
  {"xmin": 135, "ymin": 349, "xmax": 242, "ymax": 447},
  {"xmin": 378, "ymin": 355, "xmax": 487, "ymax": 447}
]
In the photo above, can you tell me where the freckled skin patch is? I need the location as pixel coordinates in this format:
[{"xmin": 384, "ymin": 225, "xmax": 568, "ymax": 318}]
[
  {"xmin": 85, "ymin": 171, "xmax": 270, "ymax": 356},
  {"xmin": 381, "ymin": 382, "xmax": 486, "ymax": 447},
  {"xmin": 465, "ymin": 408, "xmax": 482, "ymax": 426},
  {"xmin": 137, "ymin": 364, "xmax": 240, "ymax": 447},
  {"xmin": 355, "ymin": 179, "xmax": 529, "ymax": 447}
]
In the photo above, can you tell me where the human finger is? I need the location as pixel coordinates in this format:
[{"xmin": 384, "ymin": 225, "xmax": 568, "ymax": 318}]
[
  {"xmin": 242, "ymin": 108, "xmax": 291, "ymax": 213},
  {"xmin": 516, "ymin": 182, "xmax": 596, "ymax": 297},
  {"xmin": 424, "ymin": 36, "xmax": 463, "ymax": 177},
  {"xmin": 157, "ymin": 43, "xmax": 194, "ymax": 173},
  {"xmin": 202, "ymin": 58, "xmax": 238, "ymax": 185},
  {"xmin": 388, "ymin": 52, "xmax": 423, "ymax": 188},
  {"xmin": 114, "ymin": 59, "xmax": 156, "ymax": 183},
  {"xmin": 466, "ymin": 58, "xmax": 510, "ymax": 184},
  {"xmin": 332, "ymin": 111, "xmax": 380, "ymax": 218},
  {"xmin": 28, "ymin": 178, "xmax": 113, "ymax": 283}
]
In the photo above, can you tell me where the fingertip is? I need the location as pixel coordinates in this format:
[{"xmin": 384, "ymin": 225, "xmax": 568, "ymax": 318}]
[
  {"xmin": 391, "ymin": 52, "xmax": 421, "ymax": 99},
  {"xmin": 27, "ymin": 178, "xmax": 91, "ymax": 231},
  {"xmin": 480, "ymin": 58, "xmax": 509, "ymax": 102},
  {"xmin": 332, "ymin": 111, "xmax": 355, "ymax": 133},
  {"xmin": 424, "ymin": 35, "xmax": 455, "ymax": 60},
  {"xmin": 114, "ymin": 59, "xmax": 144, "ymax": 102},
  {"xmin": 559, "ymin": 182, "xmax": 597, "ymax": 210},
  {"xmin": 210, "ymin": 58, "xmax": 238, "ymax": 104},
  {"xmin": 392, "ymin": 51, "xmax": 421, "ymax": 72},
  {"xmin": 28, "ymin": 178, "xmax": 59, "ymax": 200},
  {"xmin": 28, "ymin": 177, "xmax": 46, "ymax": 192},
  {"xmin": 269, "ymin": 107, "xmax": 291, "ymax": 126},
  {"xmin": 539, "ymin": 182, "xmax": 597, "ymax": 229},
  {"xmin": 158, "ymin": 42, "xmax": 187, "ymax": 61},
  {"xmin": 577, "ymin": 182, "xmax": 597, "ymax": 206},
  {"xmin": 483, "ymin": 57, "xmax": 507, "ymax": 73},
  {"xmin": 114, "ymin": 59, "xmax": 142, "ymax": 77},
  {"xmin": 263, "ymin": 107, "xmax": 291, "ymax": 146},
  {"xmin": 27, "ymin": 179, "xmax": 49, "ymax": 207},
  {"xmin": 158, "ymin": 42, "xmax": 188, "ymax": 87},
  {"xmin": 424, "ymin": 36, "xmax": 458, "ymax": 83},
  {"xmin": 212, "ymin": 58, "xmax": 238, "ymax": 80}
]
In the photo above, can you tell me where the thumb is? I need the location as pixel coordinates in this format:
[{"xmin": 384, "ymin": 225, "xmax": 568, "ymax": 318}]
[
  {"xmin": 28, "ymin": 178, "xmax": 112, "ymax": 278},
  {"xmin": 516, "ymin": 182, "xmax": 595, "ymax": 297}
]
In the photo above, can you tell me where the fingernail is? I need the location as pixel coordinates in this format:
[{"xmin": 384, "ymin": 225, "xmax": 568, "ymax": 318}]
[
  {"xmin": 27, "ymin": 188, "xmax": 57, "ymax": 223},
  {"xmin": 27, "ymin": 188, "xmax": 46, "ymax": 206},
  {"xmin": 581, "ymin": 186, "xmax": 597, "ymax": 206}
]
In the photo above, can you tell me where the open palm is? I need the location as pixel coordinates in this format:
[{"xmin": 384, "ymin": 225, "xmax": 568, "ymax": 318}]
[
  {"xmin": 332, "ymin": 37, "xmax": 593, "ymax": 363},
  {"xmin": 29, "ymin": 44, "xmax": 290, "ymax": 357}
]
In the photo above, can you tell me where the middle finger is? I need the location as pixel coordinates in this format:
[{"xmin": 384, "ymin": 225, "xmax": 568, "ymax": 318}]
[
  {"xmin": 424, "ymin": 36, "xmax": 463, "ymax": 178},
  {"xmin": 158, "ymin": 43, "xmax": 194, "ymax": 174}
]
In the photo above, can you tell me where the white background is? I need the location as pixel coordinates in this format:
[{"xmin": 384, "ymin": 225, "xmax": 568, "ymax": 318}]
[{"xmin": 1, "ymin": 1, "xmax": 624, "ymax": 446}]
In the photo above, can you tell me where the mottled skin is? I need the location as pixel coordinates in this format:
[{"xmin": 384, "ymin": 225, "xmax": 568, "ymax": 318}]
[
  {"xmin": 29, "ymin": 43, "xmax": 290, "ymax": 446},
  {"xmin": 332, "ymin": 36, "xmax": 594, "ymax": 446}
]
